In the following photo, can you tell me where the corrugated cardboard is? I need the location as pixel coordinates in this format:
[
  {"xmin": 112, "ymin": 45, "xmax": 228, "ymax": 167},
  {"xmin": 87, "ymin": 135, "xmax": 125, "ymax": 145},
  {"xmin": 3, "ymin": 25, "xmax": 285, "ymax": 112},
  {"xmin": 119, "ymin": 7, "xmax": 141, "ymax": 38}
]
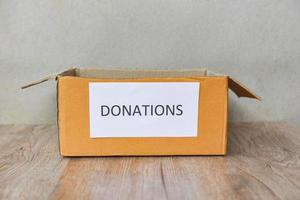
[{"xmin": 22, "ymin": 67, "xmax": 260, "ymax": 156}]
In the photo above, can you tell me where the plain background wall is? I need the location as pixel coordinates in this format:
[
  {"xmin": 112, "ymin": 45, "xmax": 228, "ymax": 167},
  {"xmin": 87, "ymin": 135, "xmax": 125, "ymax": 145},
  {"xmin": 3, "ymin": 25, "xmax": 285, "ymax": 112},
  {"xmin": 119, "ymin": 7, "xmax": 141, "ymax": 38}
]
[{"xmin": 0, "ymin": 0, "xmax": 299, "ymax": 125}]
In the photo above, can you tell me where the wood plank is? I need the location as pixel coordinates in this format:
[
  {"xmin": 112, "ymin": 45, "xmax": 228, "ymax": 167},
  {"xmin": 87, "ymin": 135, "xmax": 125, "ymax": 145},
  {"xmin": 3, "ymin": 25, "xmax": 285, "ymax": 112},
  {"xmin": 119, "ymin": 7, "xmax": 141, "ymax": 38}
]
[
  {"xmin": 0, "ymin": 123, "xmax": 300, "ymax": 200},
  {"xmin": 0, "ymin": 125, "xmax": 69, "ymax": 200},
  {"xmin": 227, "ymin": 122, "xmax": 300, "ymax": 200}
]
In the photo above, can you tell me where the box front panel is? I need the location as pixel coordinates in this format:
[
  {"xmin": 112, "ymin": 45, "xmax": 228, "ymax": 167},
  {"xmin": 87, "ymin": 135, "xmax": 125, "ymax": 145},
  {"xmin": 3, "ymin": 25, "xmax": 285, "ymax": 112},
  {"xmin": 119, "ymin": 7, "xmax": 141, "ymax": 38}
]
[{"xmin": 58, "ymin": 76, "xmax": 228, "ymax": 156}]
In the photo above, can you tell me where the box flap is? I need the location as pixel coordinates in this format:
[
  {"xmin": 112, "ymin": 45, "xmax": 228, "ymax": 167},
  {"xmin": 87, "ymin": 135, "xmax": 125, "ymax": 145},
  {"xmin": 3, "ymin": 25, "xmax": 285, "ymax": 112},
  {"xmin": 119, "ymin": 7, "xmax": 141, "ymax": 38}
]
[
  {"xmin": 206, "ymin": 70, "xmax": 261, "ymax": 100},
  {"xmin": 21, "ymin": 67, "xmax": 76, "ymax": 89},
  {"xmin": 21, "ymin": 67, "xmax": 261, "ymax": 101},
  {"xmin": 228, "ymin": 77, "xmax": 261, "ymax": 100}
]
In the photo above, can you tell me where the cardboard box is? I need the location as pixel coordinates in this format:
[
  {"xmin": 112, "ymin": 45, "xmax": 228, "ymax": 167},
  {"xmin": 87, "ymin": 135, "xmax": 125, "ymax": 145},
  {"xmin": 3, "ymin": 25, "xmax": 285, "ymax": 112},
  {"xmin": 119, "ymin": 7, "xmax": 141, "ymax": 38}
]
[{"xmin": 22, "ymin": 67, "xmax": 260, "ymax": 156}]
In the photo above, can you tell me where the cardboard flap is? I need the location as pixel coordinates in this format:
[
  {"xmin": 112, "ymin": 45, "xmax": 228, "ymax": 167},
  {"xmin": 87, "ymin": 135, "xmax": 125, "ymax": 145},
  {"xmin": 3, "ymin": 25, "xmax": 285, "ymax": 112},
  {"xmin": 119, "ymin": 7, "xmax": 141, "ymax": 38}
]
[
  {"xmin": 228, "ymin": 77, "xmax": 261, "ymax": 100},
  {"xmin": 21, "ymin": 67, "xmax": 260, "ymax": 101},
  {"xmin": 21, "ymin": 68, "xmax": 76, "ymax": 89}
]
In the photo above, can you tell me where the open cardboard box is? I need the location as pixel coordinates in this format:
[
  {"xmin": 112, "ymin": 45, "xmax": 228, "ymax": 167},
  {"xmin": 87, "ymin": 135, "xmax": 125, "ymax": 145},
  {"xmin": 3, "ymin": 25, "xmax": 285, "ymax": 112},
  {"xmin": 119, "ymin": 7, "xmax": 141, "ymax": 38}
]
[{"xmin": 22, "ymin": 67, "xmax": 260, "ymax": 156}]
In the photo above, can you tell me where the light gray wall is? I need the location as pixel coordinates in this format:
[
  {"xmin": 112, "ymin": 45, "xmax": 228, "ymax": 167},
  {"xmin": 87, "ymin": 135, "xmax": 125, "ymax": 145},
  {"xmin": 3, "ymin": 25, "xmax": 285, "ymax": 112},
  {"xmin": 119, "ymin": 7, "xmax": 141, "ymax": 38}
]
[{"xmin": 0, "ymin": 0, "xmax": 299, "ymax": 125}]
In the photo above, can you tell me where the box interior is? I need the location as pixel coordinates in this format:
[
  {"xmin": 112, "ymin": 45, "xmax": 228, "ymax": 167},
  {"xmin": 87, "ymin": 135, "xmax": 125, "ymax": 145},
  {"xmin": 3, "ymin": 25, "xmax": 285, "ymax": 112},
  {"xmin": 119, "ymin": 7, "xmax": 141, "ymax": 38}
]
[{"xmin": 69, "ymin": 68, "xmax": 220, "ymax": 79}]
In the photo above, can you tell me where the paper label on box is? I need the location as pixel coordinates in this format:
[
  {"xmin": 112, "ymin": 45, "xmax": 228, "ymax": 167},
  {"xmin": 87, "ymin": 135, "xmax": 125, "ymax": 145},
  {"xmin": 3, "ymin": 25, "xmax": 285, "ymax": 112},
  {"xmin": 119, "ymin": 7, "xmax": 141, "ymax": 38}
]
[{"xmin": 89, "ymin": 82, "xmax": 200, "ymax": 138}]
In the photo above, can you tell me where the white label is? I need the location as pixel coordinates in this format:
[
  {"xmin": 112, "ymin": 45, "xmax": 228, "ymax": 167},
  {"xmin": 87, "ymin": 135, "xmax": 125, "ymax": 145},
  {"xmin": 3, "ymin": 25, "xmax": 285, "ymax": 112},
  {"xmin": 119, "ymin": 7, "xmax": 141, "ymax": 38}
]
[{"xmin": 89, "ymin": 82, "xmax": 200, "ymax": 138}]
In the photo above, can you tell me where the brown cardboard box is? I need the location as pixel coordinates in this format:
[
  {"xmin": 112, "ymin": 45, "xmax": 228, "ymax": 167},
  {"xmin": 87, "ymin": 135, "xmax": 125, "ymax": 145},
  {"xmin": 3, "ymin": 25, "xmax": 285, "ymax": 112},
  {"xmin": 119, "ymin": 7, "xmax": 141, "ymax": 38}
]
[{"xmin": 22, "ymin": 67, "xmax": 260, "ymax": 156}]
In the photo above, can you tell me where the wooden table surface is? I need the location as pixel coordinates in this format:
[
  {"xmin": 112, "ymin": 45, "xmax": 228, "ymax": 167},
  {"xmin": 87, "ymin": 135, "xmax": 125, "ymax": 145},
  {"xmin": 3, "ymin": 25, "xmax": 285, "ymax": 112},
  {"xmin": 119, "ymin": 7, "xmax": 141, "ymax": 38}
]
[{"xmin": 0, "ymin": 122, "xmax": 300, "ymax": 200}]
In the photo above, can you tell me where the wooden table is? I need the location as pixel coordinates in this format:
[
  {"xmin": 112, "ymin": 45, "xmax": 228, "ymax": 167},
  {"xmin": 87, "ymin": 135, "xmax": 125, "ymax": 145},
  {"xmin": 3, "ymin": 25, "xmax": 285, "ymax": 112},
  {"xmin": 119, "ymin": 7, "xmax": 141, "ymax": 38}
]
[{"xmin": 0, "ymin": 123, "xmax": 299, "ymax": 200}]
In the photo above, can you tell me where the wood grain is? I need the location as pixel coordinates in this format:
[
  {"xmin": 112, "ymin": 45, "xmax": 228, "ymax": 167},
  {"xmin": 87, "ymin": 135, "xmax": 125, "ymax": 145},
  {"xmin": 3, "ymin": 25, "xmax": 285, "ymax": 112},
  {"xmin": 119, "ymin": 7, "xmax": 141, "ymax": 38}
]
[{"xmin": 0, "ymin": 123, "xmax": 299, "ymax": 200}]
